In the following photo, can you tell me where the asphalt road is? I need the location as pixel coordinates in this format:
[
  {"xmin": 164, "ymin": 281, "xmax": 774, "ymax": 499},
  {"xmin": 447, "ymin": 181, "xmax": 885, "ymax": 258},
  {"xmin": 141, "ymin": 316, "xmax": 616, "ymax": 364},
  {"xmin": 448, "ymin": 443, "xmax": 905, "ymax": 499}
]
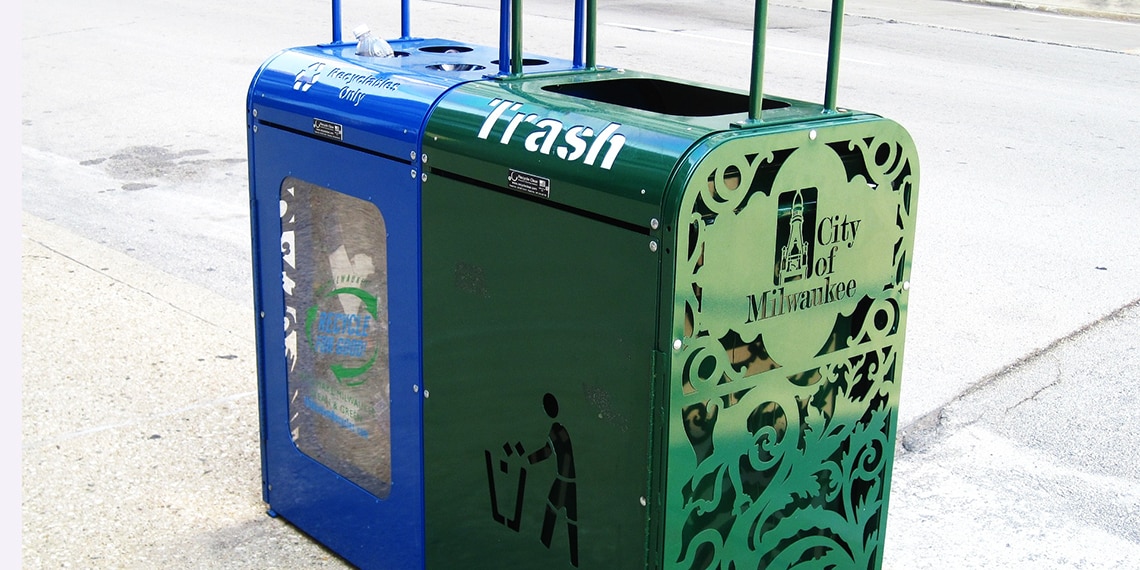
[{"xmin": 19, "ymin": 0, "xmax": 1140, "ymax": 568}]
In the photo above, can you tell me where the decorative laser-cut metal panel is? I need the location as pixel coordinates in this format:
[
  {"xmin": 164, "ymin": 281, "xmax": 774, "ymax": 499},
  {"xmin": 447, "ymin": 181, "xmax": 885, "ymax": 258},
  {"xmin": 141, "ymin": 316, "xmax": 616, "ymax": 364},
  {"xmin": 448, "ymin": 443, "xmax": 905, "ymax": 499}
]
[{"xmin": 664, "ymin": 120, "xmax": 918, "ymax": 570}]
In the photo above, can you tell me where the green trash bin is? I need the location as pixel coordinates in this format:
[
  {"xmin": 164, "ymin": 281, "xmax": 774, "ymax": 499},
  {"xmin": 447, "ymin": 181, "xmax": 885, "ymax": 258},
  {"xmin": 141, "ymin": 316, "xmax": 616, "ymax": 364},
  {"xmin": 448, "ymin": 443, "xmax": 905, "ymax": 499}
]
[{"xmin": 417, "ymin": 2, "xmax": 919, "ymax": 569}]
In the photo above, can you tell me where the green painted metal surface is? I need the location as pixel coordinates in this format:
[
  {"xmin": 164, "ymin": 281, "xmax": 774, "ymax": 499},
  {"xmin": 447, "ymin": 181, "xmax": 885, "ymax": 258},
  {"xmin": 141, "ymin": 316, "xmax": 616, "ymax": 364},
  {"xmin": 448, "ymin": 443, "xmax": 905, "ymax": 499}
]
[
  {"xmin": 419, "ymin": 47, "xmax": 918, "ymax": 570},
  {"xmin": 658, "ymin": 118, "xmax": 919, "ymax": 569},
  {"xmin": 421, "ymin": 70, "xmax": 842, "ymax": 230},
  {"xmin": 422, "ymin": 71, "xmax": 708, "ymax": 229},
  {"xmin": 421, "ymin": 173, "xmax": 659, "ymax": 569}
]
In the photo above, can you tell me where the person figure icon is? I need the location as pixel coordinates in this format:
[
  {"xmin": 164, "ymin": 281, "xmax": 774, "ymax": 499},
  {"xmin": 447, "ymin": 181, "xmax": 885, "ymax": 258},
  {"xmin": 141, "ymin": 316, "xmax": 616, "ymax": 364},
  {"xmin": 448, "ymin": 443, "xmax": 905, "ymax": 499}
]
[{"xmin": 524, "ymin": 393, "xmax": 579, "ymax": 567}]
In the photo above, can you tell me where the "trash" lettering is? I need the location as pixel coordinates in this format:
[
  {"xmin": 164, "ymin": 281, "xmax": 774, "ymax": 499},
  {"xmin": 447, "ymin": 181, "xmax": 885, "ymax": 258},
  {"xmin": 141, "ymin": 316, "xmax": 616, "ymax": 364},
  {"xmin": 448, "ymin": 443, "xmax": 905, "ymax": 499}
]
[{"xmin": 477, "ymin": 98, "xmax": 626, "ymax": 170}]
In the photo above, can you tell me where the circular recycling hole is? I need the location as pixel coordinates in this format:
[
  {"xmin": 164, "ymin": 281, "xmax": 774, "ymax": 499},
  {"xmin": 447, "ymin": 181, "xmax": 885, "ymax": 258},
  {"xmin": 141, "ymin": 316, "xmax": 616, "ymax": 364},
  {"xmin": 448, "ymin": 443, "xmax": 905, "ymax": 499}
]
[
  {"xmin": 419, "ymin": 45, "xmax": 473, "ymax": 53},
  {"xmin": 490, "ymin": 58, "xmax": 549, "ymax": 66},
  {"xmin": 427, "ymin": 63, "xmax": 486, "ymax": 72}
]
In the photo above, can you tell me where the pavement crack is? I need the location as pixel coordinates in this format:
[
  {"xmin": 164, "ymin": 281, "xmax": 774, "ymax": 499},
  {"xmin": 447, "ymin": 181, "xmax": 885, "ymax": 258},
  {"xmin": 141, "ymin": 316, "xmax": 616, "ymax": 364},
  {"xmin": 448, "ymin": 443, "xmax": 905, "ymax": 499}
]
[
  {"xmin": 22, "ymin": 391, "xmax": 258, "ymax": 451},
  {"xmin": 23, "ymin": 20, "xmax": 141, "ymax": 41},
  {"xmin": 1004, "ymin": 357, "xmax": 1063, "ymax": 414},
  {"xmin": 899, "ymin": 295, "xmax": 1140, "ymax": 454},
  {"xmin": 27, "ymin": 236, "xmax": 248, "ymax": 339}
]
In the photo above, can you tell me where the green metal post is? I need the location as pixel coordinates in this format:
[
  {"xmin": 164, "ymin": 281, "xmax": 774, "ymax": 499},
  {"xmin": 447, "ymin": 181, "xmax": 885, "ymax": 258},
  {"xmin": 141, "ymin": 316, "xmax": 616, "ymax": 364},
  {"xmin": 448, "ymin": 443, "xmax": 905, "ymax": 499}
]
[
  {"xmin": 824, "ymin": 0, "xmax": 845, "ymax": 111},
  {"xmin": 748, "ymin": 0, "xmax": 769, "ymax": 122},
  {"xmin": 586, "ymin": 0, "xmax": 597, "ymax": 69},
  {"xmin": 511, "ymin": 0, "xmax": 523, "ymax": 76}
]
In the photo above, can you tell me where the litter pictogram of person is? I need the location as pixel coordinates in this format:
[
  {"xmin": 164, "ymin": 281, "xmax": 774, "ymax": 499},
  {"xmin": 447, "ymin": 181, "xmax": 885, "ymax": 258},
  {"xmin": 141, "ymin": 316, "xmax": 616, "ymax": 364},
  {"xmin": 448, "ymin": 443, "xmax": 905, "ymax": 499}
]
[{"xmin": 484, "ymin": 392, "xmax": 579, "ymax": 567}]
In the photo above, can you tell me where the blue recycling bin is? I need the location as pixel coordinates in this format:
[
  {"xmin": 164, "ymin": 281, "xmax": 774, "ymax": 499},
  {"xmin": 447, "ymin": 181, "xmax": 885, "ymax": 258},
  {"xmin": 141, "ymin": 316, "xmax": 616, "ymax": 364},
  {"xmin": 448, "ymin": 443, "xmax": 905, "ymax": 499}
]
[{"xmin": 245, "ymin": 19, "xmax": 580, "ymax": 568}]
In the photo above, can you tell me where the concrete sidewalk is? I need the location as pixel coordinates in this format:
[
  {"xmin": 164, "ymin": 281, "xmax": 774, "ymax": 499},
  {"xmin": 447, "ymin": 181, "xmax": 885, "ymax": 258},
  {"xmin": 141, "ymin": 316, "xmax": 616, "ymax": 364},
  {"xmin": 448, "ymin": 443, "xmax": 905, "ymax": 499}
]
[
  {"xmin": 20, "ymin": 213, "xmax": 350, "ymax": 568},
  {"xmin": 960, "ymin": 0, "xmax": 1140, "ymax": 21},
  {"xmin": 19, "ymin": 0, "xmax": 1140, "ymax": 568},
  {"xmin": 789, "ymin": 0, "xmax": 1140, "ymax": 21},
  {"xmin": 783, "ymin": 0, "xmax": 1140, "ymax": 53},
  {"xmin": 888, "ymin": 298, "xmax": 1140, "ymax": 569}
]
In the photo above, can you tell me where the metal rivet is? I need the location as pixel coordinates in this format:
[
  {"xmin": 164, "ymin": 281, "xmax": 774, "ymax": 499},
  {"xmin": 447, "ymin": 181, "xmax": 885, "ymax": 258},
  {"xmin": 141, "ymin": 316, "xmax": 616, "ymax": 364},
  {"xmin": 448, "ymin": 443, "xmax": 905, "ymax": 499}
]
[
  {"xmin": 640, "ymin": 496, "xmax": 647, "ymax": 507},
  {"xmin": 640, "ymin": 189, "xmax": 647, "ymax": 195},
  {"xmin": 421, "ymin": 153, "xmax": 428, "ymax": 164},
  {"xmin": 421, "ymin": 173, "xmax": 428, "ymax": 182},
  {"xmin": 410, "ymin": 169, "xmax": 417, "ymax": 179},
  {"xmin": 410, "ymin": 150, "xmax": 417, "ymax": 161},
  {"xmin": 423, "ymin": 390, "xmax": 430, "ymax": 398},
  {"xmin": 413, "ymin": 385, "xmax": 419, "ymax": 393},
  {"xmin": 809, "ymin": 130, "xmax": 818, "ymax": 140},
  {"xmin": 649, "ymin": 241, "xmax": 658, "ymax": 252},
  {"xmin": 650, "ymin": 218, "xmax": 660, "ymax": 230},
  {"xmin": 252, "ymin": 109, "xmax": 258, "ymax": 117},
  {"xmin": 903, "ymin": 281, "xmax": 911, "ymax": 291},
  {"xmin": 259, "ymin": 311, "xmax": 265, "ymax": 318},
  {"xmin": 252, "ymin": 125, "xmax": 258, "ymax": 133},
  {"xmin": 673, "ymin": 339, "xmax": 683, "ymax": 351}
]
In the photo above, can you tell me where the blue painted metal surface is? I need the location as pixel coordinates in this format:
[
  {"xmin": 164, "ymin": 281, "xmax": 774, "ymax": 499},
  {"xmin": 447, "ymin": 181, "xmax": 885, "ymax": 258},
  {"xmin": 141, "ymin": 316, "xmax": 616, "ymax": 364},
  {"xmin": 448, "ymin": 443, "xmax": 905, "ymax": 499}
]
[
  {"xmin": 249, "ymin": 128, "xmax": 424, "ymax": 568},
  {"xmin": 247, "ymin": 34, "xmax": 574, "ymax": 569}
]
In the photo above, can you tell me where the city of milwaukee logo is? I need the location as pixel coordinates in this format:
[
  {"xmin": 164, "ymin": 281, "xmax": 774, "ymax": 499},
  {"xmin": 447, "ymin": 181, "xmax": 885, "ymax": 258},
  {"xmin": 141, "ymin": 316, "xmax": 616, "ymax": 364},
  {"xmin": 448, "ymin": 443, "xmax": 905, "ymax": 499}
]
[
  {"xmin": 746, "ymin": 188, "xmax": 862, "ymax": 324},
  {"xmin": 775, "ymin": 188, "xmax": 816, "ymax": 284}
]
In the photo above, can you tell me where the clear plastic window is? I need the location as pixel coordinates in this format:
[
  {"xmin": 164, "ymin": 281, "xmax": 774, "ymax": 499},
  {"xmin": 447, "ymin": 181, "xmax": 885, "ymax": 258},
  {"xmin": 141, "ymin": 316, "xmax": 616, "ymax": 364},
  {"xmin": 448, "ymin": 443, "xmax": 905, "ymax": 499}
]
[{"xmin": 280, "ymin": 177, "xmax": 391, "ymax": 498}]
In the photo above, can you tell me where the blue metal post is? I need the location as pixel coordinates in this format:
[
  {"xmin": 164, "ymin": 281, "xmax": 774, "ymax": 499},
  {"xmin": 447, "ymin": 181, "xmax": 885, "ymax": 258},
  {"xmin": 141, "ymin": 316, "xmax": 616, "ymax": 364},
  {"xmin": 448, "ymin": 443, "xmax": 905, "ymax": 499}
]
[
  {"xmin": 499, "ymin": 0, "xmax": 512, "ymax": 76},
  {"xmin": 573, "ymin": 0, "xmax": 585, "ymax": 68},
  {"xmin": 401, "ymin": 0, "xmax": 412, "ymax": 39},
  {"xmin": 331, "ymin": 0, "xmax": 342, "ymax": 43}
]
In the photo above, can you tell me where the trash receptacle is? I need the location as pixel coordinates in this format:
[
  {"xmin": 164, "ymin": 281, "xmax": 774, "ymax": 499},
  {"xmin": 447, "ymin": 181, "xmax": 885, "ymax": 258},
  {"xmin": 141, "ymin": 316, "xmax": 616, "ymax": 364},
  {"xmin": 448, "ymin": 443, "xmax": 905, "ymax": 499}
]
[{"xmin": 248, "ymin": 1, "xmax": 918, "ymax": 569}]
